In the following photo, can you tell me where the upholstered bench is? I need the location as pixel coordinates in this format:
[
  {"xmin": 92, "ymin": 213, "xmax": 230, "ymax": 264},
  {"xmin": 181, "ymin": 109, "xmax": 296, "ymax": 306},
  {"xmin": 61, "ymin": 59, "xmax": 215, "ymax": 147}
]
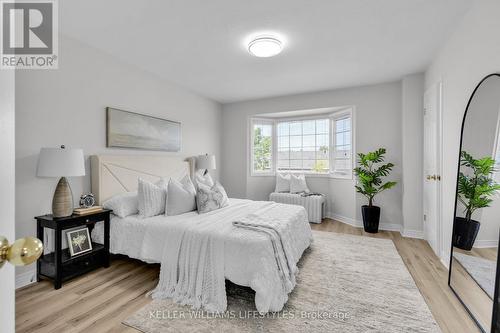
[{"xmin": 269, "ymin": 192, "xmax": 325, "ymax": 223}]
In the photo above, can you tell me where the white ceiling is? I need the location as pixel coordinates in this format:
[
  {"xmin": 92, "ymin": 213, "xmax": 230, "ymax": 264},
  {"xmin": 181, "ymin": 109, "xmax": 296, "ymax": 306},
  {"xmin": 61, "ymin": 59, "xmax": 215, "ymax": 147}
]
[{"xmin": 61, "ymin": 0, "xmax": 472, "ymax": 103}]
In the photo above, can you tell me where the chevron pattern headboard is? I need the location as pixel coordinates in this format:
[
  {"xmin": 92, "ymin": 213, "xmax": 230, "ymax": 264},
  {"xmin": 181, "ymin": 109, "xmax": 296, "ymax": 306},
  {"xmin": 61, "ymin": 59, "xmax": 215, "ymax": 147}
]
[{"xmin": 90, "ymin": 155, "xmax": 194, "ymax": 204}]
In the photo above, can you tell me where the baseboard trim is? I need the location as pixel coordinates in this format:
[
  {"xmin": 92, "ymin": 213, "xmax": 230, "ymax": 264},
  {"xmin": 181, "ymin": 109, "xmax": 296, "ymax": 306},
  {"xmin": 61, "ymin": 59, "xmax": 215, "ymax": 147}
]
[
  {"xmin": 325, "ymin": 212, "xmax": 424, "ymax": 239},
  {"xmin": 474, "ymin": 240, "xmax": 498, "ymax": 248},
  {"xmin": 401, "ymin": 229, "xmax": 425, "ymax": 239},
  {"xmin": 16, "ymin": 270, "xmax": 37, "ymax": 289},
  {"xmin": 440, "ymin": 256, "xmax": 449, "ymax": 270}
]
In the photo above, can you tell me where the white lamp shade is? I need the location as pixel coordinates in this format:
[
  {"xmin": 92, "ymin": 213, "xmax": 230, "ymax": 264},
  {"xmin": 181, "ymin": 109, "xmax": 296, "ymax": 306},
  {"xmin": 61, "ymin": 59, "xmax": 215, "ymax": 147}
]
[
  {"xmin": 37, "ymin": 147, "xmax": 85, "ymax": 177},
  {"xmin": 197, "ymin": 154, "xmax": 216, "ymax": 170}
]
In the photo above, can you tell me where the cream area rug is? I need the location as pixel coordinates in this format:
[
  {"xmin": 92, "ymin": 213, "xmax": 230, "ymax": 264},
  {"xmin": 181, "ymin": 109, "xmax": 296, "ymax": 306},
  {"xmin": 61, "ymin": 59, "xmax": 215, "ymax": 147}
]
[{"xmin": 123, "ymin": 231, "xmax": 440, "ymax": 332}]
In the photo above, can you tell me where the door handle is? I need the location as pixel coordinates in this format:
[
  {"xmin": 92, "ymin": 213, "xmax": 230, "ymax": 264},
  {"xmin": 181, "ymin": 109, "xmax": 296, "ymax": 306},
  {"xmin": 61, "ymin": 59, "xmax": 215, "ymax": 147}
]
[
  {"xmin": 0, "ymin": 236, "xmax": 43, "ymax": 269},
  {"xmin": 426, "ymin": 175, "xmax": 439, "ymax": 181}
]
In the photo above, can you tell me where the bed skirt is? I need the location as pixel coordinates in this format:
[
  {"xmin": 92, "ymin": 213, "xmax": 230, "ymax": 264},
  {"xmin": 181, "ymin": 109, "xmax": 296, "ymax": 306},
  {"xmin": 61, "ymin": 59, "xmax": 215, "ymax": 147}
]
[{"xmin": 269, "ymin": 192, "xmax": 325, "ymax": 223}]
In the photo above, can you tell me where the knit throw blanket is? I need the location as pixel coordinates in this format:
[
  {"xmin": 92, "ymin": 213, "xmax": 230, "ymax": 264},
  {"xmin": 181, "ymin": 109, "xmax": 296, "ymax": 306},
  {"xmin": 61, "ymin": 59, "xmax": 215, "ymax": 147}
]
[
  {"xmin": 149, "ymin": 200, "xmax": 309, "ymax": 313},
  {"xmin": 233, "ymin": 215, "xmax": 298, "ymax": 294}
]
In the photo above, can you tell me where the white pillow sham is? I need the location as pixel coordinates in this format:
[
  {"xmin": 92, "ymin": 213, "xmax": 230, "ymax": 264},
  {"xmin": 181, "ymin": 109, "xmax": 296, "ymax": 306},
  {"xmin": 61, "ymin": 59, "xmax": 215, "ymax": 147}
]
[
  {"xmin": 137, "ymin": 178, "xmax": 167, "ymax": 218},
  {"xmin": 275, "ymin": 173, "xmax": 291, "ymax": 192},
  {"xmin": 166, "ymin": 176, "xmax": 197, "ymax": 216},
  {"xmin": 290, "ymin": 174, "xmax": 310, "ymax": 193},
  {"xmin": 196, "ymin": 181, "xmax": 229, "ymax": 214},
  {"xmin": 102, "ymin": 192, "xmax": 138, "ymax": 218}
]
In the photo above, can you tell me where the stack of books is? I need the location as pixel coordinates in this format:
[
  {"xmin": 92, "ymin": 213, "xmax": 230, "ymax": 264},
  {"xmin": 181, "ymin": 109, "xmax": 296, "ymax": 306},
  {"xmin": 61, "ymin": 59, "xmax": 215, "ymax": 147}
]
[{"xmin": 73, "ymin": 206, "xmax": 103, "ymax": 215}]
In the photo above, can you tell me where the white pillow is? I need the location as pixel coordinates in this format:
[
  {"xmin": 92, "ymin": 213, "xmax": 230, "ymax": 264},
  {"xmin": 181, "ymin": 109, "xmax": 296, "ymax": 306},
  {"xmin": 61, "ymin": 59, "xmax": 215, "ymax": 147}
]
[
  {"xmin": 103, "ymin": 192, "xmax": 138, "ymax": 218},
  {"xmin": 137, "ymin": 178, "xmax": 167, "ymax": 218},
  {"xmin": 275, "ymin": 173, "xmax": 291, "ymax": 192},
  {"xmin": 196, "ymin": 181, "xmax": 229, "ymax": 214},
  {"xmin": 195, "ymin": 169, "xmax": 214, "ymax": 188},
  {"xmin": 166, "ymin": 176, "xmax": 197, "ymax": 216},
  {"xmin": 290, "ymin": 174, "xmax": 310, "ymax": 193}
]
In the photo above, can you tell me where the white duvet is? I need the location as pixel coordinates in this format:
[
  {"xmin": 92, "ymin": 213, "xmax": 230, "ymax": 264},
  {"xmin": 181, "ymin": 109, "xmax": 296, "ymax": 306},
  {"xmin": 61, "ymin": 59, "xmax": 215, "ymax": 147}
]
[{"xmin": 92, "ymin": 198, "xmax": 312, "ymax": 312}]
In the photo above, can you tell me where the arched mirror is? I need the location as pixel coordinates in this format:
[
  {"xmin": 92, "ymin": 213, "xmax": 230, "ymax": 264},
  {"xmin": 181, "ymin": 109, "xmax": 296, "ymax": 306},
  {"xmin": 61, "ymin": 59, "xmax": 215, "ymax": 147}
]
[{"xmin": 449, "ymin": 74, "xmax": 500, "ymax": 333}]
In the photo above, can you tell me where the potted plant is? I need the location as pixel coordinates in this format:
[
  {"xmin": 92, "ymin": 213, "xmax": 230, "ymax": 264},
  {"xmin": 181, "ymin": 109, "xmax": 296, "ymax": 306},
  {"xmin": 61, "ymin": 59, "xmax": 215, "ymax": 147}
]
[
  {"xmin": 454, "ymin": 151, "xmax": 500, "ymax": 250},
  {"xmin": 354, "ymin": 148, "xmax": 397, "ymax": 233}
]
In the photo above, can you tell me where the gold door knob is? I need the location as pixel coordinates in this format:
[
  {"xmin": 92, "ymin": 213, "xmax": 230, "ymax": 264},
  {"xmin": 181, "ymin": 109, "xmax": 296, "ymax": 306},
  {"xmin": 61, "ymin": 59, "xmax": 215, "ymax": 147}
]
[
  {"xmin": 0, "ymin": 236, "xmax": 43, "ymax": 268},
  {"xmin": 427, "ymin": 175, "xmax": 437, "ymax": 181}
]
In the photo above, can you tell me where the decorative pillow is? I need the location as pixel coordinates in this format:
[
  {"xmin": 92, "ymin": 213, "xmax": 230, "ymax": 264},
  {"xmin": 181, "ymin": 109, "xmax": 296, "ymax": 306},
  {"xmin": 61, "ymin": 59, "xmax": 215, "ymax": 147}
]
[
  {"xmin": 195, "ymin": 169, "xmax": 215, "ymax": 188},
  {"xmin": 275, "ymin": 173, "xmax": 291, "ymax": 192},
  {"xmin": 196, "ymin": 181, "xmax": 229, "ymax": 214},
  {"xmin": 166, "ymin": 176, "xmax": 197, "ymax": 216},
  {"xmin": 137, "ymin": 178, "xmax": 167, "ymax": 218},
  {"xmin": 290, "ymin": 174, "xmax": 310, "ymax": 193},
  {"xmin": 103, "ymin": 192, "xmax": 138, "ymax": 218}
]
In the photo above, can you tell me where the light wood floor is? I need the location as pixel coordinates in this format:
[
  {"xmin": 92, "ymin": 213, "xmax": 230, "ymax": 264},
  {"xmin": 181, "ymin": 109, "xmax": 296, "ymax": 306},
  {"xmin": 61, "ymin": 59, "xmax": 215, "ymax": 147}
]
[
  {"xmin": 450, "ymin": 257, "xmax": 492, "ymax": 332},
  {"xmin": 451, "ymin": 246, "xmax": 497, "ymax": 332},
  {"xmin": 16, "ymin": 219, "xmax": 481, "ymax": 333}
]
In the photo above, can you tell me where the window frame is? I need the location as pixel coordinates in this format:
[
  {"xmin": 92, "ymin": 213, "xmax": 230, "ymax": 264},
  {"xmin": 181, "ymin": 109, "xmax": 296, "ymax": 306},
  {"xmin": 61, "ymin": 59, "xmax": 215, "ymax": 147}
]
[
  {"xmin": 249, "ymin": 107, "xmax": 355, "ymax": 179},
  {"xmin": 249, "ymin": 117, "xmax": 275, "ymax": 176},
  {"xmin": 330, "ymin": 109, "xmax": 355, "ymax": 179},
  {"xmin": 275, "ymin": 115, "xmax": 331, "ymax": 175}
]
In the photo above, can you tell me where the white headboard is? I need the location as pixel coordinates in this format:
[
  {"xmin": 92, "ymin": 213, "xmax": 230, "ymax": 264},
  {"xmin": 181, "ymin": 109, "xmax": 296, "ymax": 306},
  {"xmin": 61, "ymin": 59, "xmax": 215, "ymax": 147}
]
[{"xmin": 90, "ymin": 155, "xmax": 194, "ymax": 204}]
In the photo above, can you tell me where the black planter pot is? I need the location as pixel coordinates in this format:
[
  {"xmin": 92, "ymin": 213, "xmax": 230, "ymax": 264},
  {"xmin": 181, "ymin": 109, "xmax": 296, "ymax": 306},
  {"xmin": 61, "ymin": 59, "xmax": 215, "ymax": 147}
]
[
  {"xmin": 361, "ymin": 205, "xmax": 380, "ymax": 233},
  {"xmin": 453, "ymin": 217, "xmax": 481, "ymax": 251}
]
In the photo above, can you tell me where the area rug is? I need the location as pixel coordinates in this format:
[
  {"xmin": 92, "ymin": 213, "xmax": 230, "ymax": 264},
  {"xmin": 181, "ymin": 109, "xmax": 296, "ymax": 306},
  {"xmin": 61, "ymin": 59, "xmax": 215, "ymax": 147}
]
[
  {"xmin": 454, "ymin": 252, "xmax": 496, "ymax": 299},
  {"xmin": 123, "ymin": 231, "xmax": 440, "ymax": 332}
]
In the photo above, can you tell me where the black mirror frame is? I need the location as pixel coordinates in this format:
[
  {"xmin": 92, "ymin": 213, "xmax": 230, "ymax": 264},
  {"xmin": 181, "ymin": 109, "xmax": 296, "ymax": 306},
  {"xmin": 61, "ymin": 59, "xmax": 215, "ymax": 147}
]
[{"xmin": 448, "ymin": 73, "xmax": 500, "ymax": 333}]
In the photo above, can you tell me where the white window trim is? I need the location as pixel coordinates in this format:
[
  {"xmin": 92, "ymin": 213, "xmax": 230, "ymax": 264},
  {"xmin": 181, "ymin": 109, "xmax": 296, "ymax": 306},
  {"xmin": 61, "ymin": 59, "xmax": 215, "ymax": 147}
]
[
  {"xmin": 330, "ymin": 108, "xmax": 355, "ymax": 180},
  {"xmin": 249, "ymin": 117, "xmax": 275, "ymax": 176},
  {"xmin": 249, "ymin": 107, "xmax": 355, "ymax": 179}
]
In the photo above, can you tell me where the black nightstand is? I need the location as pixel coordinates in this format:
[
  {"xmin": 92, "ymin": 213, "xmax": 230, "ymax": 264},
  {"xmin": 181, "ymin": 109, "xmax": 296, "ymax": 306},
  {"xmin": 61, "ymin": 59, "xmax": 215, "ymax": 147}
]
[{"xmin": 35, "ymin": 209, "xmax": 112, "ymax": 289}]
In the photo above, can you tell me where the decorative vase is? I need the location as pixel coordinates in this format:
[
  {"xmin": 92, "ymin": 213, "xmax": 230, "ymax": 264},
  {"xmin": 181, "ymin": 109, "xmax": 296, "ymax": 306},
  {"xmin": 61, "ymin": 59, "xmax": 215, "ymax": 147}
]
[
  {"xmin": 361, "ymin": 205, "xmax": 380, "ymax": 233},
  {"xmin": 453, "ymin": 217, "xmax": 480, "ymax": 251}
]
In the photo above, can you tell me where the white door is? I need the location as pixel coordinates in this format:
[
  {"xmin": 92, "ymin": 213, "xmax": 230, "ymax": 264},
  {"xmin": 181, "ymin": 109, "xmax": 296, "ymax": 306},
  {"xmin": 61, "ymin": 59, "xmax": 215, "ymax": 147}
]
[
  {"xmin": 0, "ymin": 70, "xmax": 16, "ymax": 332},
  {"xmin": 423, "ymin": 82, "xmax": 442, "ymax": 256}
]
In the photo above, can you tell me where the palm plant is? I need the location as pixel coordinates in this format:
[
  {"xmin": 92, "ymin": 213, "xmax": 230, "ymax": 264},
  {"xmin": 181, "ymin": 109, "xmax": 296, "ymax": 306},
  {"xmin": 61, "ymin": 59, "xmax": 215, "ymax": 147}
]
[
  {"xmin": 457, "ymin": 151, "xmax": 500, "ymax": 222},
  {"xmin": 354, "ymin": 148, "xmax": 397, "ymax": 206}
]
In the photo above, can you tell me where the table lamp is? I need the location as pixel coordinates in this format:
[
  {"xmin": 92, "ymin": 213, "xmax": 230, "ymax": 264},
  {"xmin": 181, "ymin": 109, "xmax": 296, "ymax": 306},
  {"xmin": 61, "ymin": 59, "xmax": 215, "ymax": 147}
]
[
  {"xmin": 197, "ymin": 154, "xmax": 216, "ymax": 175},
  {"xmin": 37, "ymin": 145, "xmax": 85, "ymax": 218}
]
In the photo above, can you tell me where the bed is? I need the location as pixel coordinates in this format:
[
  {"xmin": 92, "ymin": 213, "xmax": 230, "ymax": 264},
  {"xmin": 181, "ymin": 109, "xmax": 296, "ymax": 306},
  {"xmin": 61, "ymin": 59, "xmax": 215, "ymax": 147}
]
[{"xmin": 90, "ymin": 155, "xmax": 312, "ymax": 313}]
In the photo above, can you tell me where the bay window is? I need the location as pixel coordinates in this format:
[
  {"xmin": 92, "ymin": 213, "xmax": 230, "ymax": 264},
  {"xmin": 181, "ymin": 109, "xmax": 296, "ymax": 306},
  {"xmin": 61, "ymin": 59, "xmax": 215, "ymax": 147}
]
[{"xmin": 250, "ymin": 108, "xmax": 354, "ymax": 178}]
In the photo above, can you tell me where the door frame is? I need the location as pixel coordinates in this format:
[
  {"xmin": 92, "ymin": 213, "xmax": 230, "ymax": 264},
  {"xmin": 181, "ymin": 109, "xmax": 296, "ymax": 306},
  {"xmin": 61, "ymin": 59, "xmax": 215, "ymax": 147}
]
[
  {"xmin": 0, "ymin": 70, "xmax": 16, "ymax": 332},
  {"xmin": 423, "ymin": 81, "xmax": 444, "ymax": 259}
]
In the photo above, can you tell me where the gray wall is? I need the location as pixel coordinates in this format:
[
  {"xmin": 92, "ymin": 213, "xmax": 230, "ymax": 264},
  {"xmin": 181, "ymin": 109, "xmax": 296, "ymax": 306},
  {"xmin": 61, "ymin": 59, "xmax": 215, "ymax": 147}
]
[
  {"xmin": 15, "ymin": 36, "xmax": 222, "ymax": 284},
  {"xmin": 222, "ymin": 81, "xmax": 408, "ymax": 230},
  {"xmin": 425, "ymin": 0, "xmax": 500, "ymax": 262}
]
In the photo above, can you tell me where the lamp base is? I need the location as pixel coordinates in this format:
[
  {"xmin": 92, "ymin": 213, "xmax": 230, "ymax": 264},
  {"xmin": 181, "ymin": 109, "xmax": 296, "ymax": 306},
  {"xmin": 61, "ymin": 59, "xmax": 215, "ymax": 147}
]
[{"xmin": 52, "ymin": 177, "xmax": 74, "ymax": 218}]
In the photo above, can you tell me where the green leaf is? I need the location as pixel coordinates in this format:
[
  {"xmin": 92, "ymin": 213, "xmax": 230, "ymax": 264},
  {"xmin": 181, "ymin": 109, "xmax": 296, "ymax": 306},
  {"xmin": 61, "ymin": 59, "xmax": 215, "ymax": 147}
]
[
  {"xmin": 354, "ymin": 148, "xmax": 396, "ymax": 204},
  {"xmin": 458, "ymin": 150, "xmax": 500, "ymax": 218}
]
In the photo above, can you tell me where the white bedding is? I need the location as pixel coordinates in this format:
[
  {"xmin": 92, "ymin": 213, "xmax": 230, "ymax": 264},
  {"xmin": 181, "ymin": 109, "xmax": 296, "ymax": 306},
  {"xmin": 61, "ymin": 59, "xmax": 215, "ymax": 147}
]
[{"xmin": 92, "ymin": 198, "xmax": 312, "ymax": 312}]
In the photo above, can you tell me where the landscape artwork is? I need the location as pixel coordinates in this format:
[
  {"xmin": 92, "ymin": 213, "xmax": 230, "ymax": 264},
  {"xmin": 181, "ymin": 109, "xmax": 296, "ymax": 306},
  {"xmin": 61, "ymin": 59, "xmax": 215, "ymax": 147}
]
[{"xmin": 106, "ymin": 107, "xmax": 181, "ymax": 152}]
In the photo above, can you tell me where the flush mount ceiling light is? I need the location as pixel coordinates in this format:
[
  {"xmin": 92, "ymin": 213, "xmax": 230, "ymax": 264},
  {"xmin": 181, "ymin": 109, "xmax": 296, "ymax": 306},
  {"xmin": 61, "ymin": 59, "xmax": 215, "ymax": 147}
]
[{"xmin": 248, "ymin": 36, "xmax": 283, "ymax": 58}]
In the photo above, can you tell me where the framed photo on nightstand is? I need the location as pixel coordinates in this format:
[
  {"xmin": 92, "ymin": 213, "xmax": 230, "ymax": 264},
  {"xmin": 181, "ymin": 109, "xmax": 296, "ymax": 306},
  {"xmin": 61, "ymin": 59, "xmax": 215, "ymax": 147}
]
[{"xmin": 66, "ymin": 228, "xmax": 93, "ymax": 256}]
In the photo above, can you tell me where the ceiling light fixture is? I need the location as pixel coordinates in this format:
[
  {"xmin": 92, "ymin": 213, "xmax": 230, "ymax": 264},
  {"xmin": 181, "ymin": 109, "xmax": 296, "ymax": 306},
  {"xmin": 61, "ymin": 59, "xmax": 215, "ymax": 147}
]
[{"xmin": 248, "ymin": 36, "xmax": 282, "ymax": 58}]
